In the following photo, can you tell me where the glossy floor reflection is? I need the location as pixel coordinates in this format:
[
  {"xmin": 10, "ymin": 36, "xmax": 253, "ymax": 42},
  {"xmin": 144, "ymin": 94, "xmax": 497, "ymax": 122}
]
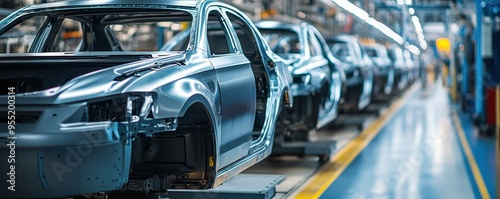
[
  {"xmin": 456, "ymin": 109, "xmax": 495, "ymax": 197},
  {"xmin": 320, "ymin": 84, "xmax": 475, "ymax": 199}
]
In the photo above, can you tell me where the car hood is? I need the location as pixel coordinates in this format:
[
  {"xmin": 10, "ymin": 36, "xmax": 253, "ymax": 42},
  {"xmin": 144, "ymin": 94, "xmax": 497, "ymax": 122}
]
[{"xmin": 2, "ymin": 52, "xmax": 186, "ymax": 105}]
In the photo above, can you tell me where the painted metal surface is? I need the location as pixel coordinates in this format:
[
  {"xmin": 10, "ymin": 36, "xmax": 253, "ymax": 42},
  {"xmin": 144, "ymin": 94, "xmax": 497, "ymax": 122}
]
[
  {"xmin": 320, "ymin": 85, "xmax": 475, "ymax": 199},
  {"xmin": 0, "ymin": 0, "xmax": 292, "ymax": 198}
]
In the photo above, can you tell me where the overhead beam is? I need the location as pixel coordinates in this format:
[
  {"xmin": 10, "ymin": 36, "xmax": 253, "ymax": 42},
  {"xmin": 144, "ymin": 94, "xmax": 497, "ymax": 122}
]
[
  {"xmin": 413, "ymin": 5, "xmax": 451, "ymax": 11},
  {"xmin": 475, "ymin": 0, "xmax": 484, "ymax": 120},
  {"xmin": 375, "ymin": 4, "xmax": 450, "ymax": 11}
]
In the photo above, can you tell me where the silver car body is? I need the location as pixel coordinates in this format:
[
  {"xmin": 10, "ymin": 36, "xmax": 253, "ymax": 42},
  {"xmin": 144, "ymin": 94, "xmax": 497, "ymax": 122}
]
[
  {"xmin": 387, "ymin": 46, "xmax": 410, "ymax": 91},
  {"xmin": 256, "ymin": 21, "xmax": 343, "ymax": 132},
  {"xmin": 0, "ymin": 0, "xmax": 292, "ymax": 198},
  {"xmin": 363, "ymin": 43, "xmax": 394, "ymax": 95},
  {"xmin": 404, "ymin": 49, "xmax": 419, "ymax": 81},
  {"xmin": 325, "ymin": 35, "xmax": 373, "ymax": 112}
]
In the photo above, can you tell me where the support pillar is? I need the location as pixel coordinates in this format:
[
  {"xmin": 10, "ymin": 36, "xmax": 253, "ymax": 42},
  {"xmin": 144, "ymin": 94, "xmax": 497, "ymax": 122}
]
[
  {"xmin": 496, "ymin": 85, "xmax": 500, "ymax": 198},
  {"xmin": 475, "ymin": 0, "xmax": 484, "ymax": 120}
]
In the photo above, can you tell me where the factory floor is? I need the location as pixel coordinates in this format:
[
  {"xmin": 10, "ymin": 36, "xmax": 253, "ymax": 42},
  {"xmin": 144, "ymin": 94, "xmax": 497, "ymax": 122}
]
[{"xmin": 244, "ymin": 81, "xmax": 495, "ymax": 199}]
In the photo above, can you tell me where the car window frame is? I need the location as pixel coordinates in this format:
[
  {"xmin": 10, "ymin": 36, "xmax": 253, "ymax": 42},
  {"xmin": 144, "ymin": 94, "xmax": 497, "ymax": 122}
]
[
  {"xmin": 37, "ymin": 16, "xmax": 90, "ymax": 53},
  {"xmin": 347, "ymin": 38, "xmax": 360, "ymax": 60},
  {"xmin": 49, "ymin": 18, "xmax": 86, "ymax": 52},
  {"xmin": 356, "ymin": 42, "xmax": 365, "ymax": 59},
  {"xmin": 306, "ymin": 27, "xmax": 323, "ymax": 58},
  {"xmin": 220, "ymin": 6, "xmax": 274, "ymax": 72},
  {"xmin": 220, "ymin": 9, "xmax": 247, "ymax": 56},
  {"xmin": 0, "ymin": 14, "xmax": 48, "ymax": 53},
  {"xmin": 204, "ymin": 7, "xmax": 238, "ymax": 57}
]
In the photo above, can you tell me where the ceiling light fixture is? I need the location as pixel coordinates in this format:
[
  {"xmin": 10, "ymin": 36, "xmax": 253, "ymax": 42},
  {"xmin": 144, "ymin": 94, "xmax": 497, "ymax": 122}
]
[
  {"xmin": 409, "ymin": 7, "xmax": 415, "ymax": 15},
  {"xmin": 332, "ymin": 0, "xmax": 403, "ymax": 44}
]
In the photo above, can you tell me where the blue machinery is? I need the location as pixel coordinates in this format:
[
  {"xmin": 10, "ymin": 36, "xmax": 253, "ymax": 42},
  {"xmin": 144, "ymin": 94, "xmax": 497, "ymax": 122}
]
[
  {"xmin": 452, "ymin": 0, "xmax": 500, "ymax": 133},
  {"xmin": 475, "ymin": 0, "xmax": 484, "ymax": 122},
  {"xmin": 475, "ymin": 0, "xmax": 500, "ymax": 133},
  {"xmin": 476, "ymin": 1, "xmax": 500, "ymax": 195}
]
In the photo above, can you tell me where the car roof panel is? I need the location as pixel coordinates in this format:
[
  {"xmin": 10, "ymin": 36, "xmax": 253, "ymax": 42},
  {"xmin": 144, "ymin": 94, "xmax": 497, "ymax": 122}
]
[{"xmin": 23, "ymin": 0, "xmax": 198, "ymax": 11}]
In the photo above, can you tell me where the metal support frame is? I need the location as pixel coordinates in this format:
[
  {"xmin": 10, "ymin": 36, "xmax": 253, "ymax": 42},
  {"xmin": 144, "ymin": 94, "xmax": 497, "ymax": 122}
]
[
  {"xmin": 375, "ymin": 4, "xmax": 450, "ymax": 11},
  {"xmin": 446, "ymin": 10, "xmax": 458, "ymax": 101},
  {"xmin": 475, "ymin": 0, "xmax": 484, "ymax": 120},
  {"xmin": 272, "ymin": 140, "xmax": 336, "ymax": 162},
  {"xmin": 461, "ymin": 39, "xmax": 468, "ymax": 99},
  {"xmin": 165, "ymin": 174, "xmax": 285, "ymax": 199}
]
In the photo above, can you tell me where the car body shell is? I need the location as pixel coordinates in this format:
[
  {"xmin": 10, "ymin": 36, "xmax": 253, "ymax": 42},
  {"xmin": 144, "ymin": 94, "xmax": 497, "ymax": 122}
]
[
  {"xmin": 362, "ymin": 43, "xmax": 394, "ymax": 95},
  {"xmin": 404, "ymin": 49, "xmax": 419, "ymax": 81},
  {"xmin": 325, "ymin": 35, "xmax": 373, "ymax": 112},
  {"xmin": 256, "ymin": 21, "xmax": 343, "ymax": 132},
  {"xmin": 0, "ymin": 0, "xmax": 292, "ymax": 198},
  {"xmin": 387, "ymin": 45, "xmax": 410, "ymax": 91}
]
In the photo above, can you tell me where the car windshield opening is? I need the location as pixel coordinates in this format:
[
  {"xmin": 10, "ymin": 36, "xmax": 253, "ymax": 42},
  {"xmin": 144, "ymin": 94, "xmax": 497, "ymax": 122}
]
[
  {"xmin": 365, "ymin": 48, "xmax": 378, "ymax": 57},
  {"xmin": 260, "ymin": 29, "xmax": 301, "ymax": 54},
  {"xmin": 0, "ymin": 9, "xmax": 193, "ymax": 53},
  {"xmin": 329, "ymin": 41, "xmax": 350, "ymax": 62}
]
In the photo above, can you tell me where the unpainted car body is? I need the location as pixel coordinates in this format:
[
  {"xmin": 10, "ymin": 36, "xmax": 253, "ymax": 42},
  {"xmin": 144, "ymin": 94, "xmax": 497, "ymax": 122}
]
[
  {"xmin": 0, "ymin": 0, "xmax": 292, "ymax": 198},
  {"xmin": 404, "ymin": 49, "xmax": 419, "ymax": 82},
  {"xmin": 363, "ymin": 43, "xmax": 394, "ymax": 95},
  {"xmin": 325, "ymin": 35, "xmax": 373, "ymax": 112},
  {"xmin": 387, "ymin": 46, "xmax": 410, "ymax": 91},
  {"xmin": 256, "ymin": 21, "xmax": 343, "ymax": 141}
]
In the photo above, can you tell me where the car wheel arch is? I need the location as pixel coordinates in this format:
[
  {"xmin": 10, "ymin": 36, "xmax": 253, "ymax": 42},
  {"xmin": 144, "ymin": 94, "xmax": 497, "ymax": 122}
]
[{"xmin": 177, "ymin": 96, "xmax": 219, "ymax": 188}]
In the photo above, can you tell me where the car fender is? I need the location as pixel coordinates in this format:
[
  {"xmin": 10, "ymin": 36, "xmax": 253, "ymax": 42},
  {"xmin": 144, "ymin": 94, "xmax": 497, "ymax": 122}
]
[
  {"xmin": 307, "ymin": 68, "xmax": 329, "ymax": 91},
  {"xmin": 271, "ymin": 58, "xmax": 294, "ymax": 107}
]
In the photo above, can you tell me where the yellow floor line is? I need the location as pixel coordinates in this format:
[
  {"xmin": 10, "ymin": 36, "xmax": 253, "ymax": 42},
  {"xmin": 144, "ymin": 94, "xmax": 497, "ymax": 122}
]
[
  {"xmin": 294, "ymin": 83, "xmax": 420, "ymax": 199},
  {"xmin": 452, "ymin": 112, "xmax": 491, "ymax": 199}
]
